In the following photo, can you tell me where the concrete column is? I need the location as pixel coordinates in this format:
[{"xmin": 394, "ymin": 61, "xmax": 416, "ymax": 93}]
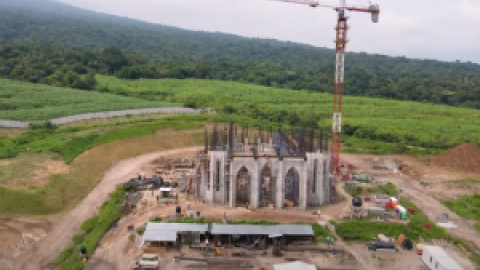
[
  {"xmin": 245, "ymin": 138, "xmax": 249, "ymax": 152},
  {"xmin": 200, "ymin": 167, "xmax": 207, "ymax": 199},
  {"xmin": 229, "ymin": 166, "xmax": 236, "ymax": 208},
  {"xmin": 250, "ymin": 161, "xmax": 260, "ymax": 209},
  {"xmin": 206, "ymin": 154, "xmax": 215, "ymax": 204},
  {"xmin": 257, "ymin": 138, "xmax": 262, "ymax": 152},
  {"xmin": 300, "ymin": 163, "xmax": 308, "ymax": 210},
  {"xmin": 276, "ymin": 160, "xmax": 285, "ymax": 209},
  {"xmin": 318, "ymin": 157, "xmax": 325, "ymax": 205}
]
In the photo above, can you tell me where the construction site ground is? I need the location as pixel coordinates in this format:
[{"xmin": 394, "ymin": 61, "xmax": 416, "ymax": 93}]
[
  {"xmin": 1, "ymin": 147, "xmax": 200, "ymax": 270},
  {"xmin": 2, "ymin": 148, "xmax": 480, "ymax": 270}
]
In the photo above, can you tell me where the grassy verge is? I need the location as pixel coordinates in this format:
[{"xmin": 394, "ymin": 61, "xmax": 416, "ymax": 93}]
[
  {"xmin": 0, "ymin": 117, "xmax": 205, "ymax": 216},
  {"xmin": 56, "ymin": 186, "xmax": 126, "ymax": 270},
  {"xmin": 443, "ymin": 193, "xmax": 480, "ymax": 232},
  {"xmin": 344, "ymin": 182, "xmax": 398, "ymax": 197},
  {"xmin": 0, "ymin": 114, "xmax": 209, "ymax": 162},
  {"xmin": 446, "ymin": 178, "xmax": 479, "ymax": 184}
]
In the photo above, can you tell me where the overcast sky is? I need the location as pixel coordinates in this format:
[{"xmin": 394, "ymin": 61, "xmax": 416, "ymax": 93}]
[{"xmin": 58, "ymin": 0, "xmax": 480, "ymax": 63}]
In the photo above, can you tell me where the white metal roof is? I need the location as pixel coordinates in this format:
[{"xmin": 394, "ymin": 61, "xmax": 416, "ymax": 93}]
[
  {"xmin": 210, "ymin": 224, "xmax": 314, "ymax": 236},
  {"xmin": 274, "ymin": 261, "xmax": 316, "ymax": 270},
  {"xmin": 276, "ymin": 225, "xmax": 314, "ymax": 235},
  {"xmin": 141, "ymin": 230, "xmax": 177, "ymax": 243},
  {"xmin": 159, "ymin": 187, "xmax": 172, "ymax": 191},
  {"xmin": 211, "ymin": 224, "xmax": 276, "ymax": 235},
  {"xmin": 145, "ymin": 222, "xmax": 208, "ymax": 233},
  {"xmin": 436, "ymin": 257, "xmax": 464, "ymax": 270}
]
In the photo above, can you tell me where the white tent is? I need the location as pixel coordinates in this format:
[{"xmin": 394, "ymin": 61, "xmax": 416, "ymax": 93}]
[{"xmin": 274, "ymin": 262, "xmax": 316, "ymax": 270}]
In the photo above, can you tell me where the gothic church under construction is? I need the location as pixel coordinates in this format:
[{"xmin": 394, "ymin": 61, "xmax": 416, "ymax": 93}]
[{"xmin": 195, "ymin": 121, "xmax": 334, "ymax": 210}]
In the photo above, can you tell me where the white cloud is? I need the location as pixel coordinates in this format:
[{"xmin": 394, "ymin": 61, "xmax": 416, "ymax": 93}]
[{"xmin": 58, "ymin": 0, "xmax": 480, "ymax": 63}]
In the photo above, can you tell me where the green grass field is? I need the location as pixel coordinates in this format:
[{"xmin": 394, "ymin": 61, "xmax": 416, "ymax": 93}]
[
  {"xmin": 98, "ymin": 76, "xmax": 480, "ymax": 152},
  {"xmin": 0, "ymin": 79, "xmax": 180, "ymax": 120}
]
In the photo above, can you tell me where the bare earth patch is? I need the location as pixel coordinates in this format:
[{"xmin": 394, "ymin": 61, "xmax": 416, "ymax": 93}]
[
  {"xmin": 0, "ymin": 154, "xmax": 69, "ymax": 189},
  {"xmin": 0, "ymin": 128, "xmax": 24, "ymax": 136}
]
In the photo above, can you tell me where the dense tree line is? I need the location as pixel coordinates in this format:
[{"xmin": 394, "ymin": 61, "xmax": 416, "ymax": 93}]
[{"xmin": 1, "ymin": 0, "xmax": 480, "ymax": 108}]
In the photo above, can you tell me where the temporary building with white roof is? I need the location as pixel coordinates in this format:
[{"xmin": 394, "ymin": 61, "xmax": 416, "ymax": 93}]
[{"xmin": 274, "ymin": 261, "xmax": 316, "ymax": 270}]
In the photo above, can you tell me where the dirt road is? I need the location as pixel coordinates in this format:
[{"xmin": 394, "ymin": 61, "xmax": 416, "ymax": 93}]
[{"xmin": 12, "ymin": 147, "xmax": 200, "ymax": 270}]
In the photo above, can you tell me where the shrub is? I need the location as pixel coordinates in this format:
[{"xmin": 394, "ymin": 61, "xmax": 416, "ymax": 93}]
[
  {"xmin": 80, "ymin": 216, "xmax": 99, "ymax": 234},
  {"xmin": 312, "ymin": 223, "xmax": 333, "ymax": 241},
  {"xmin": 129, "ymin": 233, "xmax": 136, "ymax": 243},
  {"xmin": 229, "ymin": 220, "xmax": 279, "ymax": 225},
  {"xmin": 136, "ymin": 227, "xmax": 145, "ymax": 235},
  {"xmin": 167, "ymin": 217, "xmax": 208, "ymax": 224},
  {"xmin": 150, "ymin": 216, "xmax": 162, "ymax": 222},
  {"xmin": 55, "ymin": 246, "xmax": 74, "ymax": 266},
  {"xmin": 72, "ymin": 234, "xmax": 85, "ymax": 245}
]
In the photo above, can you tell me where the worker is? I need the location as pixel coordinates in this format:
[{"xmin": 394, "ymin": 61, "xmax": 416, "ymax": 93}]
[
  {"xmin": 317, "ymin": 210, "xmax": 321, "ymax": 217},
  {"xmin": 245, "ymin": 202, "xmax": 249, "ymax": 209}
]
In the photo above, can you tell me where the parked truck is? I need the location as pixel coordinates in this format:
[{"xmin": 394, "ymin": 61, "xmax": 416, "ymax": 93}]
[{"xmin": 134, "ymin": 254, "xmax": 159, "ymax": 269}]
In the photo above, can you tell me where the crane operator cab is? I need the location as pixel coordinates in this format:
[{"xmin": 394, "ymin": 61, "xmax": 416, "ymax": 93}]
[
  {"xmin": 369, "ymin": 4, "xmax": 380, "ymax": 23},
  {"xmin": 338, "ymin": 9, "xmax": 346, "ymax": 19}
]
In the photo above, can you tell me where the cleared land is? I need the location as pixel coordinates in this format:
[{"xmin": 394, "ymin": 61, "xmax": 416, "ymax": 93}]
[
  {"xmin": 98, "ymin": 75, "xmax": 480, "ymax": 153},
  {"xmin": 0, "ymin": 153, "xmax": 68, "ymax": 188},
  {"xmin": 0, "ymin": 79, "xmax": 179, "ymax": 121}
]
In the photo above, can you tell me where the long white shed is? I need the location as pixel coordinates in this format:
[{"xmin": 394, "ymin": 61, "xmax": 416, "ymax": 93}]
[{"xmin": 422, "ymin": 245, "xmax": 464, "ymax": 270}]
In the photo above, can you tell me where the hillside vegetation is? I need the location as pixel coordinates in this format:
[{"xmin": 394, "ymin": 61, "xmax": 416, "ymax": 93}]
[
  {"xmin": 0, "ymin": 79, "xmax": 178, "ymax": 120},
  {"xmin": 0, "ymin": 0, "xmax": 480, "ymax": 108},
  {"xmin": 98, "ymin": 76, "xmax": 480, "ymax": 152}
]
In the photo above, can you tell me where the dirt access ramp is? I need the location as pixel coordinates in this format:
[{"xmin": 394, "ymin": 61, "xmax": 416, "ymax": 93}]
[{"xmin": 11, "ymin": 147, "xmax": 200, "ymax": 270}]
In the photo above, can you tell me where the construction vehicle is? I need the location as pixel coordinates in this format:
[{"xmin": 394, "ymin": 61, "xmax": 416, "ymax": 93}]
[
  {"xmin": 123, "ymin": 175, "xmax": 163, "ymax": 190},
  {"xmin": 267, "ymin": 0, "xmax": 380, "ymax": 175}
]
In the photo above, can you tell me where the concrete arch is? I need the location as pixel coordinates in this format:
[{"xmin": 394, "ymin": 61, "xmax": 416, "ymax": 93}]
[
  {"xmin": 284, "ymin": 167, "xmax": 300, "ymax": 207},
  {"xmin": 259, "ymin": 163, "xmax": 275, "ymax": 207},
  {"xmin": 236, "ymin": 166, "xmax": 251, "ymax": 206}
]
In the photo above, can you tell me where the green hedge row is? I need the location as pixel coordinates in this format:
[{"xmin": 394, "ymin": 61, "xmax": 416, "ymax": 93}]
[{"xmin": 55, "ymin": 187, "xmax": 126, "ymax": 270}]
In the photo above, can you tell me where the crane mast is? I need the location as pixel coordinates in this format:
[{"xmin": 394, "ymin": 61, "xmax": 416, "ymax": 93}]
[
  {"xmin": 331, "ymin": 4, "xmax": 347, "ymax": 175},
  {"xmin": 268, "ymin": 0, "xmax": 379, "ymax": 177}
]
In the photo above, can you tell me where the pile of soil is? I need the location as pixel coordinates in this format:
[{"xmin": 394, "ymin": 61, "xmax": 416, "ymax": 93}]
[{"xmin": 432, "ymin": 143, "xmax": 480, "ymax": 172}]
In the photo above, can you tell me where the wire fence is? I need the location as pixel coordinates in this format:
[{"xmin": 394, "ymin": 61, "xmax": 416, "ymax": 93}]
[{"xmin": 0, "ymin": 107, "xmax": 210, "ymax": 129}]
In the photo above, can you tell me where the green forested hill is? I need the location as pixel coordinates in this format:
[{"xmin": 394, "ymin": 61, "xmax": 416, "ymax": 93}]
[{"xmin": 1, "ymin": 0, "xmax": 480, "ymax": 108}]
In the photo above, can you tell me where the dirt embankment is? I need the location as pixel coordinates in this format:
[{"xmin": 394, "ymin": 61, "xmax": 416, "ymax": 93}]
[{"xmin": 432, "ymin": 143, "xmax": 480, "ymax": 173}]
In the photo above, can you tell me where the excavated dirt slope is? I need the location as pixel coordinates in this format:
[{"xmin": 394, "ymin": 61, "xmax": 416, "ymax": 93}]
[{"xmin": 432, "ymin": 143, "xmax": 480, "ymax": 172}]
